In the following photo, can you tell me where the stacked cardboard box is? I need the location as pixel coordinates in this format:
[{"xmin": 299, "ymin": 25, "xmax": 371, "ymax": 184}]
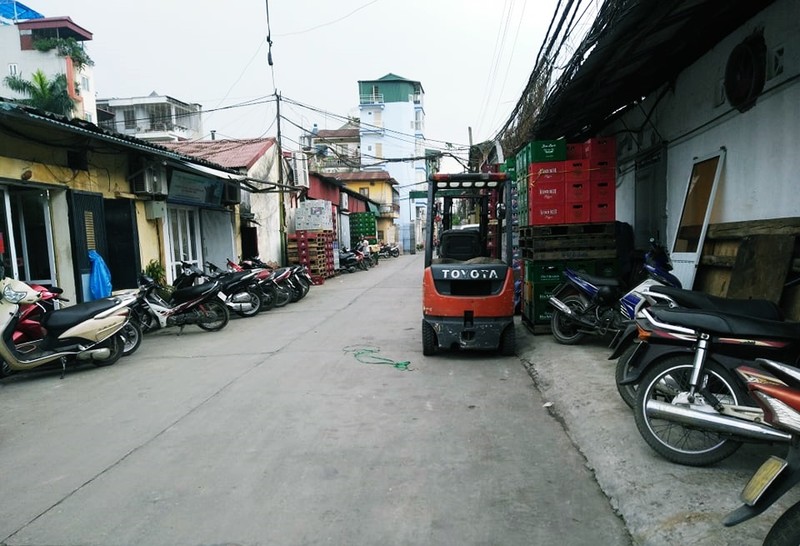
[{"xmin": 295, "ymin": 200, "xmax": 333, "ymax": 231}]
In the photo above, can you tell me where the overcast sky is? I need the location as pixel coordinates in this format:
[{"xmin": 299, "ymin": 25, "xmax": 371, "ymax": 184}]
[{"xmin": 26, "ymin": 0, "xmax": 560, "ymax": 164}]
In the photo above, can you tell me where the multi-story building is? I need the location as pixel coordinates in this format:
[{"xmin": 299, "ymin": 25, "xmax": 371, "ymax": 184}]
[
  {"xmin": 358, "ymin": 73, "xmax": 426, "ymax": 251},
  {"xmin": 306, "ymin": 121, "xmax": 361, "ymax": 174},
  {"xmin": 97, "ymin": 93, "xmax": 204, "ymax": 143},
  {"xmin": 0, "ymin": 2, "xmax": 96, "ymax": 122}
]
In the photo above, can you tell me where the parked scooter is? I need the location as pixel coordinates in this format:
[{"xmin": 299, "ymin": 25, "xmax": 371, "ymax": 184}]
[
  {"xmin": 16, "ymin": 284, "xmax": 143, "ymax": 358},
  {"xmin": 175, "ymin": 261, "xmax": 262, "ymax": 317},
  {"xmin": 0, "ymin": 268, "xmax": 131, "ymax": 378},
  {"xmin": 236, "ymin": 257, "xmax": 313, "ymax": 302},
  {"xmin": 338, "ymin": 248, "xmax": 360, "ymax": 273},
  {"xmin": 630, "ymin": 304, "xmax": 800, "ymax": 466},
  {"xmin": 548, "ymin": 239, "xmax": 681, "ymax": 344},
  {"xmin": 612, "ymin": 284, "xmax": 784, "ymax": 408},
  {"xmin": 130, "ymin": 273, "xmax": 229, "ymax": 333},
  {"xmin": 379, "ymin": 242, "xmax": 400, "ymax": 258},
  {"xmin": 724, "ymin": 358, "xmax": 800, "ymax": 544}
]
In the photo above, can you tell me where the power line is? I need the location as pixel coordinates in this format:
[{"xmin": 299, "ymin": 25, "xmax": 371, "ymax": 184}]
[{"xmin": 276, "ymin": 0, "xmax": 381, "ymax": 37}]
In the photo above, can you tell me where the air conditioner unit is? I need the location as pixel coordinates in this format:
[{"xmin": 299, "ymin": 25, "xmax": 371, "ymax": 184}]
[
  {"xmin": 131, "ymin": 161, "xmax": 168, "ymax": 196},
  {"xmin": 221, "ymin": 180, "xmax": 241, "ymax": 205},
  {"xmin": 293, "ymin": 152, "xmax": 309, "ymax": 188}
]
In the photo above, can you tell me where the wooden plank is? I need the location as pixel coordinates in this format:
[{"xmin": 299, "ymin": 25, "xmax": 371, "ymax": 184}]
[
  {"xmin": 707, "ymin": 217, "xmax": 800, "ymax": 240},
  {"xmin": 699, "ymin": 255, "xmax": 736, "ymax": 268},
  {"xmin": 726, "ymin": 235, "xmax": 795, "ymax": 302}
]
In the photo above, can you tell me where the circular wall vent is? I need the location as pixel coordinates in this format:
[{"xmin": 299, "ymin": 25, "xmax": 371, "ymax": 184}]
[{"xmin": 724, "ymin": 32, "xmax": 767, "ymax": 113}]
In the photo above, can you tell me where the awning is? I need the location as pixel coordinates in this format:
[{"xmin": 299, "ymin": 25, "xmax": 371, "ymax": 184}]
[{"xmin": 367, "ymin": 202, "xmax": 379, "ymax": 215}]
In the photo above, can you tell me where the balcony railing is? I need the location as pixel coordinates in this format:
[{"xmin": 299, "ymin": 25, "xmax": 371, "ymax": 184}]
[
  {"xmin": 360, "ymin": 93, "xmax": 384, "ymax": 105},
  {"xmin": 379, "ymin": 203, "xmax": 400, "ymax": 218}
]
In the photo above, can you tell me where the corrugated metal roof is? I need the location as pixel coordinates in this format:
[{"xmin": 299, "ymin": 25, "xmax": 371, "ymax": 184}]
[
  {"xmin": 329, "ymin": 170, "xmax": 395, "ymax": 184},
  {"xmin": 161, "ymin": 138, "xmax": 276, "ymax": 171},
  {"xmin": 315, "ymin": 128, "xmax": 359, "ymax": 139}
]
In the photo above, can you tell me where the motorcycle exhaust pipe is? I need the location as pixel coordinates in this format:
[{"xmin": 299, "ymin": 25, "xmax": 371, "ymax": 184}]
[
  {"xmin": 646, "ymin": 400, "xmax": 792, "ymax": 442},
  {"xmin": 548, "ymin": 296, "xmax": 597, "ymax": 329},
  {"xmin": 77, "ymin": 348, "xmax": 112, "ymax": 361}
]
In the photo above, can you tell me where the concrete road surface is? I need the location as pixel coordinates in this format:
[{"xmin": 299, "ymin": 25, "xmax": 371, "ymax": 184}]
[{"xmin": 0, "ymin": 255, "xmax": 628, "ymax": 546}]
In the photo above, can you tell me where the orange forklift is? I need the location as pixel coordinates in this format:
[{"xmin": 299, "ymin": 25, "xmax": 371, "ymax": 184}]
[{"xmin": 422, "ymin": 172, "xmax": 516, "ymax": 356}]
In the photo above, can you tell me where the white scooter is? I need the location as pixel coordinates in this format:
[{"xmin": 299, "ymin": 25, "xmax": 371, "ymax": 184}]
[{"xmin": 0, "ymin": 268, "xmax": 131, "ymax": 377}]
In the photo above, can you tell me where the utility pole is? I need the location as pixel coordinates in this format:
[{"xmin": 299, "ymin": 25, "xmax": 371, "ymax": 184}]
[{"xmin": 276, "ymin": 91, "xmax": 287, "ymax": 265}]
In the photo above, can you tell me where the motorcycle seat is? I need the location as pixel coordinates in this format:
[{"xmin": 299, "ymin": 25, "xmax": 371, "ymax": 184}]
[
  {"xmin": 42, "ymin": 297, "xmax": 122, "ymax": 332},
  {"xmin": 649, "ymin": 306, "xmax": 800, "ymax": 339},
  {"xmin": 649, "ymin": 285, "xmax": 783, "ymax": 320},
  {"xmin": 568, "ymin": 269, "xmax": 621, "ymax": 288},
  {"xmin": 171, "ymin": 281, "xmax": 219, "ymax": 304}
]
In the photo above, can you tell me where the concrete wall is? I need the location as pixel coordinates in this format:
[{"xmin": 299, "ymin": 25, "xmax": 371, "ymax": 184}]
[{"xmin": 610, "ymin": 0, "xmax": 800, "ymax": 248}]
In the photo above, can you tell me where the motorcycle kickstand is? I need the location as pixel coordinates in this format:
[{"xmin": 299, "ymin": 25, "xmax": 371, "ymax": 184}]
[
  {"xmin": 60, "ymin": 356, "xmax": 67, "ymax": 379},
  {"xmin": 178, "ymin": 325, "xmax": 185, "ymax": 336}
]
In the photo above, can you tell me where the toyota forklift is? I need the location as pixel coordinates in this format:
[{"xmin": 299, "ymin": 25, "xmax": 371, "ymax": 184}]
[{"xmin": 422, "ymin": 172, "xmax": 516, "ymax": 356}]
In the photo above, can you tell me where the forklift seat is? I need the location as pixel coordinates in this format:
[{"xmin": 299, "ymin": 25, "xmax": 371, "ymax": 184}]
[{"xmin": 439, "ymin": 229, "xmax": 482, "ymax": 261}]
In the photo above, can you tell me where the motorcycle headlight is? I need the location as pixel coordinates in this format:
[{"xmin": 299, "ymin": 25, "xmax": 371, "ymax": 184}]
[{"xmin": 3, "ymin": 283, "xmax": 29, "ymax": 304}]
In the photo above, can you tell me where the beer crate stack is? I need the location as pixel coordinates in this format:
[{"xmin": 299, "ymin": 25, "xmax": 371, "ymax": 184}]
[
  {"xmin": 519, "ymin": 136, "xmax": 618, "ymax": 333},
  {"xmin": 349, "ymin": 212, "xmax": 377, "ymax": 247},
  {"xmin": 500, "ymin": 158, "xmax": 523, "ymax": 311},
  {"xmin": 288, "ymin": 230, "xmax": 335, "ymax": 278}
]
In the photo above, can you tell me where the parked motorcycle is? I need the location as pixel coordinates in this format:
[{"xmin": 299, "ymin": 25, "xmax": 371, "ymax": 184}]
[
  {"xmin": 175, "ymin": 261, "xmax": 262, "ymax": 318},
  {"xmin": 379, "ymin": 242, "xmax": 400, "ymax": 258},
  {"xmin": 338, "ymin": 248, "xmax": 360, "ymax": 273},
  {"xmin": 548, "ymin": 239, "xmax": 681, "ymax": 344},
  {"xmin": 17, "ymin": 284, "xmax": 143, "ymax": 358},
  {"xmin": 131, "ymin": 273, "xmax": 229, "ymax": 333},
  {"xmin": 612, "ymin": 284, "xmax": 785, "ymax": 408},
  {"xmin": 631, "ymin": 304, "xmax": 800, "ymax": 466},
  {"xmin": 0, "ymin": 269, "xmax": 131, "ymax": 378},
  {"xmin": 725, "ymin": 358, "xmax": 800, "ymax": 544},
  {"xmin": 236, "ymin": 257, "xmax": 313, "ymax": 302}
]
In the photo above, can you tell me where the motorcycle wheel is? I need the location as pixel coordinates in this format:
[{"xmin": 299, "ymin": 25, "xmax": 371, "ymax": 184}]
[
  {"xmin": 120, "ymin": 320, "xmax": 143, "ymax": 357},
  {"xmin": 633, "ymin": 355, "xmax": 744, "ymax": 466},
  {"xmin": 92, "ymin": 334, "xmax": 124, "ymax": 367},
  {"xmin": 422, "ymin": 320, "xmax": 437, "ymax": 356},
  {"xmin": 273, "ymin": 285, "xmax": 292, "ymax": 308},
  {"xmin": 764, "ymin": 498, "xmax": 800, "ymax": 545},
  {"xmin": 391, "ymin": 250, "xmax": 399, "ymax": 257},
  {"xmin": 550, "ymin": 294, "xmax": 588, "ymax": 345},
  {"xmin": 233, "ymin": 288, "xmax": 262, "ymax": 317},
  {"xmin": 258, "ymin": 285, "xmax": 277, "ymax": 312},
  {"xmin": 196, "ymin": 300, "xmax": 230, "ymax": 331},
  {"xmin": 615, "ymin": 344, "xmax": 639, "ymax": 408}
]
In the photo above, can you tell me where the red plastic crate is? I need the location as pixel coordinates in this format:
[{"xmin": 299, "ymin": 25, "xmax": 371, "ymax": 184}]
[
  {"xmin": 529, "ymin": 179, "xmax": 565, "ymax": 204},
  {"xmin": 591, "ymin": 201, "xmax": 616, "ymax": 223},
  {"xmin": 584, "ymin": 137, "xmax": 616, "ymax": 163},
  {"xmin": 592, "ymin": 180, "xmax": 615, "ymax": 202},
  {"xmin": 566, "ymin": 142, "xmax": 585, "ymax": 160},
  {"xmin": 564, "ymin": 160, "xmax": 590, "ymax": 182},
  {"xmin": 528, "ymin": 161, "xmax": 565, "ymax": 184},
  {"xmin": 566, "ymin": 202, "xmax": 590, "ymax": 224},
  {"xmin": 565, "ymin": 181, "xmax": 591, "ymax": 204},
  {"xmin": 530, "ymin": 203, "xmax": 566, "ymax": 225}
]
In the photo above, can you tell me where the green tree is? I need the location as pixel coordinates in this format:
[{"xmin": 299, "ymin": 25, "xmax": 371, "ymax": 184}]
[{"xmin": 3, "ymin": 69, "xmax": 75, "ymax": 116}]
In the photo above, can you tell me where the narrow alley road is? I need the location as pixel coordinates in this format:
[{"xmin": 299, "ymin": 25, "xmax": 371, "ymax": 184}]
[{"xmin": 0, "ymin": 254, "xmax": 629, "ymax": 546}]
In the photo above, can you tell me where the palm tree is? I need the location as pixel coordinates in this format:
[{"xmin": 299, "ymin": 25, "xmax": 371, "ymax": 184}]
[{"xmin": 3, "ymin": 69, "xmax": 75, "ymax": 117}]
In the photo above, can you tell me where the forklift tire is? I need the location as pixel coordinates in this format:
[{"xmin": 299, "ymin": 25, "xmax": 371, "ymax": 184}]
[
  {"xmin": 422, "ymin": 321, "xmax": 437, "ymax": 356},
  {"xmin": 499, "ymin": 324, "xmax": 516, "ymax": 356}
]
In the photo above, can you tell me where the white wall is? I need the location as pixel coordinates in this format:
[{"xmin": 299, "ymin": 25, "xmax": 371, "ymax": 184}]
[{"xmin": 611, "ymin": 0, "xmax": 800, "ymax": 248}]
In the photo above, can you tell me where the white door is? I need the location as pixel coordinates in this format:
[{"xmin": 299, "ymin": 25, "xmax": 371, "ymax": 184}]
[
  {"xmin": 200, "ymin": 209, "xmax": 235, "ymax": 271},
  {"xmin": 670, "ymin": 149, "xmax": 726, "ymax": 289},
  {"xmin": 165, "ymin": 206, "xmax": 202, "ymax": 283}
]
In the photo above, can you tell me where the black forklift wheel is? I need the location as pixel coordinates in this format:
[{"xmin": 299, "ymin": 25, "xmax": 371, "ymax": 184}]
[{"xmin": 422, "ymin": 320, "xmax": 438, "ymax": 356}]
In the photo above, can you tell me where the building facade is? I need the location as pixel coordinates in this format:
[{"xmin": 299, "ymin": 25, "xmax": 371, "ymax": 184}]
[
  {"xmin": 0, "ymin": 6, "xmax": 97, "ymax": 122},
  {"xmin": 97, "ymin": 92, "xmax": 204, "ymax": 143},
  {"xmin": 358, "ymin": 73, "xmax": 425, "ymax": 251}
]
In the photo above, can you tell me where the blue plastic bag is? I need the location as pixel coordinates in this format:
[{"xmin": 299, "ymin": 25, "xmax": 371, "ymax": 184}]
[{"xmin": 88, "ymin": 250, "xmax": 112, "ymax": 300}]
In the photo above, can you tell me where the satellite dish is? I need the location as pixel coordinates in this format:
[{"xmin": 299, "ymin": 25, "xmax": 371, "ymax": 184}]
[{"xmin": 724, "ymin": 31, "xmax": 767, "ymax": 113}]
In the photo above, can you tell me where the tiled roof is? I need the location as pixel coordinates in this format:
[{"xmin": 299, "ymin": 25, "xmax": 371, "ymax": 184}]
[{"xmin": 161, "ymin": 138, "xmax": 276, "ymax": 170}]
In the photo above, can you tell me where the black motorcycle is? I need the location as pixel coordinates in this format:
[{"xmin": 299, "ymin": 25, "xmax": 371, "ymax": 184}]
[
  {"xmin": 628, "ymin": 304, "xmax": 800, "ymax": 466},
  {"xmin": 130, "ymin": 274, "xmax": 229, "ymax": 333},
  {"xmin": 176, "ymin": 261, "xmax": 262, "ymax": 318}
]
